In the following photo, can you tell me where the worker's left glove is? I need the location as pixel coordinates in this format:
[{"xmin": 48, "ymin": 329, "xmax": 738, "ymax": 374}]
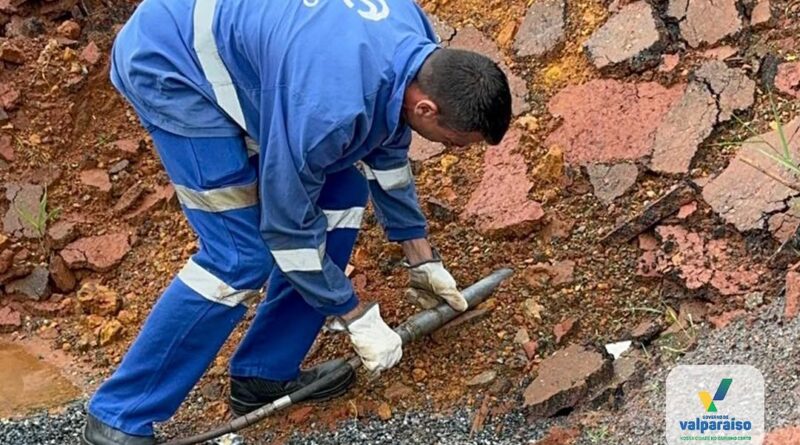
[{"xmin": 405, "ymin": 253, "xmax": 468, "ymax": 312}]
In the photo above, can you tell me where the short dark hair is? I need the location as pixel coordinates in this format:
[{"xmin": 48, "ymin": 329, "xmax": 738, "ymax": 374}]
[{"xmin": 416, "ymin": 48, "xmax": 512, "ymax": 145}]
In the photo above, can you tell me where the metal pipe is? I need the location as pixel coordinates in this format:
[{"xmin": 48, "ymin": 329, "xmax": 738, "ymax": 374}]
[{"xmin": 162, "ymin": 268, "xmax": 513, "ymax": 445}]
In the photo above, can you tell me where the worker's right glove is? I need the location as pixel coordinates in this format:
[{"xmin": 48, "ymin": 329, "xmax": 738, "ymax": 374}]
[{"xmin": 331, "ymin": 303, "xmax": 403, "ymax": 373}]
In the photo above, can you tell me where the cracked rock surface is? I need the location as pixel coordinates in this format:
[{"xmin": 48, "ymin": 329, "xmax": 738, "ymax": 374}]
[
  {"xmin": 650, "ymin": 61, "xmax": 755, "ymax": 174},
  {"xmin": 513, "ymin": 0, "xmax": 566, "ymax": 58},
  {"xmin": 584, "ymin": 1, "xmax": 663, "ymax": 73},
  {"xmin": 60, "ymin": 233, "xmax": 131, "ymax": 272},
  {"xmin": 667, "ymin": 0, "xmax": 742, "ymax": 48},
  {"xmin": 546, "ymin": 79, "xmax": 684, "ymax": 164},
  {"xmin": 2, "ymin": 183, "xmax": 44, "ymax": 238},
  {"xmin": 703, "ymin": 117, "xmax": 800, "ymax": 233}
]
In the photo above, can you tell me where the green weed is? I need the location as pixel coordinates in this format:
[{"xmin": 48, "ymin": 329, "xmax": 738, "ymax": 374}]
[{"xmin": 15, "ymin": 187, "xmax": 60, "ymax": 239}]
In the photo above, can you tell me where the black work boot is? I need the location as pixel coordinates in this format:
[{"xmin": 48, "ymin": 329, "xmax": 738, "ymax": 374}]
[
  {"xmin": 228, "ymin": 358, "xmax": 356, "ymax": 416},
  {"xmin": 81, "ymin": 414, "xmax": 155, "ymax": 445}
]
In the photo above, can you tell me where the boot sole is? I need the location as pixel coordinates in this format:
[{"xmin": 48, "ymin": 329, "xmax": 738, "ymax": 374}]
[{"xmin": 228, "ymin": 368, "xmax": 356, "ymax": 417}]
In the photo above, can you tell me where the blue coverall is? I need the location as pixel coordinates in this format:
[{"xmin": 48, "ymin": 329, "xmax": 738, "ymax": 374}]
[{"xmin": 89, "ymin": 0, "xmax": 439, "ymax": 436}]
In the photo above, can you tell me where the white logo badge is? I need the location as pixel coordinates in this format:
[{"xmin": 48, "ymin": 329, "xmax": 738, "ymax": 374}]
[{"xmin": 303, "ymin": 0, "xmax": 390, "ymax": 22}]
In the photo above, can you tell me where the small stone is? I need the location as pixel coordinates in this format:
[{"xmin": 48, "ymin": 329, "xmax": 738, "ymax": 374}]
[
  {"xmin": 523, "ymin": 344, "xmax": 614, "ymax": 416},
  {"xmin": 0, "ymin": 306, "xmax": 22, "ymax": 333},
  {"xmin": 0, "ymin": 134, "xmax": 13, "ymax": 162},
  {"xmin": 514, "ymin": 328, "xmax": 531, "ymax": 345},
  {"xmin": 708, "ymin": 309, "xmax": 746, "ymax": 328},
  {"xmin": 5, "ymin": 266, "xmax": 51, "ymax": 300},
  {"xmin": 61, "ymin": 233, "xmax": 131, "ymax": 272},
  {"xmin": 124, "ymin": 185, "xmax": 176, "ymax": 222},
  {"xmin": 532, "ymin": 146, "xmax": 566, "ymax": 186},
  {"xmin": 376, "ymin": 402, "xmax": 392, "ymax": 421},
  {"xmin": 49, "ymin": 255, "xmax": 76, "ymax": 292},
  {"xmin": 584, "ymin": 1, "xmax": 663, "ymax": 73},
  {"xmin": 113, "ymin": 138, "xmax": 140, "ymax": 154},
  {"xmin": 0, "ymin": 82, "xmax": 20, "ymax": 110},
  {"xmin": 0, "ymin": 41, "xmax": 25, "ymax": 64},
  {"xmin": 462, "ymin": 129, "xmax": 544, "ymax": 237},
  {"xmin": 604, "ymin": 340, "xmax": 632, "ymax": 359},
  {"xmin": 785, "ymin": 269, "xmax": 800, "ymax": 320},
  {"xmin": 630, "ymin": 319, "xmax": 663, "ymax": 342},
  {"xmin": 466, "ymin": 370, "xmax": 497, "ymax": 387},
  {"xmin": 586, "ymin": 163, "xmax": 638, "ymax": 203},
  {"xmin": 750, "ymin": 0, "xmax": 773, "ymax": 27},
  {"xmin": 113, "ymin": 183, "xmax": 145, "ymax": 215},
  {"xmin": 288, "ymin": 406, "xmax": 313, "ymax": 424},
  {"xmin": 496, "ymin": 20, "xmax": 517, "ymax": 48},
  {"xmin": 537, "ymin": 426, "xmax": 581, "ymax": 445},
  {"xmin": 77, "ymin": 281, "xmax": 122, "ymax": 316},
  {"xmin": 412, "ymin": 368, "xmax": 427, "ymax": 382},
  {"xmin": 0, "ymin": 249, "xmax": 14, "ymax": 274},
  {"xmin": 116, "ymin": 309, "xmax": 137, "ymax": 325},
  {"xmin": 701, "ymin": 46, "xmax": 738, "ymax": 61},
  {"xmin": 659, "ymin": 54, "xmax": 680, "ymax": 72},
  {"xmin": 745, "ymin": 291, "xmax": 764, "ymax": 309},
  {"xmin": 523, "ymin": 340, "xmax": 539, "ymax": 360},
  {"xmin": 409, "ymin": 132, "xmax": 445, "ymax": 162},
  {"xmin": 525, "ymin": 260, "xmax": 575, "ymax": 288},
  {"xmin": 427, "ymin": 14, "xmax": 455, "ymax": 44},
  {"xmin": 47, "ymin": 221, "xmax": 78, "ymax": 249},
  {"xmin": 80, "ymin": 169, "xmax": 112, "ymax": 194},
  {"xmin": 108, "ymin": 159, "xmax": 130, "ymax": 174},
  {"xmin": 57, "ymin": 20, "xmax": 81, "ymax": 39},
  {"xmin": 384, "ymin": 382, "xmax": 414, "ymax": 401},
  {"xmin": 677, "ymin": 201, "xmax": 698, "ymax": 219},
  {"xmin": 426, "ymin": 197, "xmax": 456, "ymax": 223},
  {"xmin": 98, "ymin": 319, "xmax": 123, "ymax": 346},
  {"xmin": 80, "ymin": 41, "xmax": 100, "ymax": 65},
  {"xmin": 513, "ymin": 0, "xmax": 566, "ymax": 58},
  {"xmin": 553, "ymin": 317, "xmax": 577, "ymax": 344},
  {"xmin": 523, "ymin": 298, "xmax": 545, "ymax": 321},
  {"xmin": 775, "ymin": 62, "xmax": 800, "ymax": 99}
]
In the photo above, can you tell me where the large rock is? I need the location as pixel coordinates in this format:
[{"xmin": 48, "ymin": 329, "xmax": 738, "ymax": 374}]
[
  {"xmin": 668, "ymin": 0, "xmax": 742, "ymax": 48},
  {"xmin": 584, "ymin": 1, "xmax": 663, "ymax": 73},
  {"xmin": 546, "ymin": 79, "xmax": 683, "ymax": 164},
  {"xmin": 5, "ymin": 266, "xmax": 51, "ymax": 300},
  {"xmin": 776, "ymin": 62, "xmax": 800, "ymax": 99},
  {"xmin": 523, "ymin": 344, "xmax": 614, "ymax": 416},
  {"xmin": 462, "ymin": 129, "xmax": 545, "ymax": 237},
  {"xmin": 702, "ymin": 117, "xmax": 800, "ymax": 233},
  {"xmin": 513, "ymin": 0, "xmax": 566, "ymax": 58},
  {"xmin": 2, "ymin": 183, "xmax": 44, "ymax": 239},
  {"xmin": 586, "ymin": 163, "xmax": 639, "ymax": 203},
  {"xmin": 650, "ymin": 61, "xmax": 755, "ymax": 174},
  {"xmin": 46, "ymin": 220, "xmax": 78, "ymax": 249},
  {"xmin": 60, "ymin": 233, "xmax": 131, "ymax": 272},
  {"xmin": 449, "ymin": 26, "xmax": 530, "ymax": 116},
  {"xmin": 79, "ymin": 169, "xmax": 112, "ymax": 194},
  {"xmin": 49, "ymin": 255, "xmax": 76, "ymax": 292}
]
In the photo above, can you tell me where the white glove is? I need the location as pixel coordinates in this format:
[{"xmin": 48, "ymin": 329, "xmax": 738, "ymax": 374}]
[
  {"xmin": 407, "ymin": 259, "xmax": 468, "ymax": 312},
  {"xmin": 334, "ymin": 303, "xmax": 402, "ymax": 373}
]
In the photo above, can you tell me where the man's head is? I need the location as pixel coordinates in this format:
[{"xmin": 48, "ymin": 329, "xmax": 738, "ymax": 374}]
[{"xmin": 404, "ymin": 48, "xmax": 512, "ymax": 149}]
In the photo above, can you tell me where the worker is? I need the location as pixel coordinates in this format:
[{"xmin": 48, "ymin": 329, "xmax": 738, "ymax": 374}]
[{"xmin": 82, "ymin": 0, "xmax": 511, "ymax": 443}]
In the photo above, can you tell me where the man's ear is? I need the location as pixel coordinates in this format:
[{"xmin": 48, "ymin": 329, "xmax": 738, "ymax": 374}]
[{"xmin": 414, "ymin": 99, "xmax": 438, "ymax": 118}]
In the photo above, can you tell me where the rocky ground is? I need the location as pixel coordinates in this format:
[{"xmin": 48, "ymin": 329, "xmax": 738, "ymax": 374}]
[{"xmin": 1, "ymin": 0, "xmax": 800, "ymax": 443}]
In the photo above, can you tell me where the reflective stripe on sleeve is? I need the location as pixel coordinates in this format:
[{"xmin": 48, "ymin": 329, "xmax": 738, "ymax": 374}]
[
  {"xmin": 174, "ymin": 182, "xmax": 258, "ymax": 213},
  {"xmin": 361, "ymin": 162, "xmax": 413, "ymax": 190},
  {"xmin": 271, "ymin": 243, "xmax": 325, "ymax": 273},
  {"xmin": 193, "ymin": 0, "xmax": 247, "ymax": 130},
  {"xmin": 323, "ymin": 207, "xmax": 364, "ymax": 231},
  {"xmin": 177, "ymin": 259, "xmax": 259, "ymax": 306}
]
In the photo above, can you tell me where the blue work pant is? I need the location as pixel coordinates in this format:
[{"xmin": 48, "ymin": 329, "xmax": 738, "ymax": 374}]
[{"xmin": 88, "ymin": 126, "xmax": 368, "ymax": 436}]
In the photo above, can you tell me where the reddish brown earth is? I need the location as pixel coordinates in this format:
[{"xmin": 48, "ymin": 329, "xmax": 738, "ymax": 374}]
[{"xmin": 0, "ymin": 0, "xmax": 798, "ymax": 442}]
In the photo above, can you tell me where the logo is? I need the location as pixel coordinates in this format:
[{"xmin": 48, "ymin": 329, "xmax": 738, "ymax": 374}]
[
  {"xmin": 699, "ymin": 378, "xmax": 732, "ymax": 412},
  {"xmin": 666, "ymin": 366, "xmax": 764, "ymax": 444},
  {"xmin": 303, "ymin": 0, "xmax": 390, "ymax": 22}
]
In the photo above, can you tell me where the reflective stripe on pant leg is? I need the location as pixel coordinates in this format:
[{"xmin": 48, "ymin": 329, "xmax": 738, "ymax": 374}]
[
  {"xmin": 323, "ymin": 207, "xmax": 364, "ymax": 231},
  {"xmin": 271, "ymin": 242, "xmax": 326, "ymax": 273},
  {"xmin": 173, "ymin": 181, "xmax": 258, "ymax": 213},
  {"xmin": 177, "ymin": 259, "xmax": 260, "ymax": 307}
]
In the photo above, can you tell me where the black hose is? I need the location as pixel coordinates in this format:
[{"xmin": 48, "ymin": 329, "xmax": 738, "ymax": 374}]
[{"xmin": 162, "ymin": 268, "xmax": 513, "ymax": 445}]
